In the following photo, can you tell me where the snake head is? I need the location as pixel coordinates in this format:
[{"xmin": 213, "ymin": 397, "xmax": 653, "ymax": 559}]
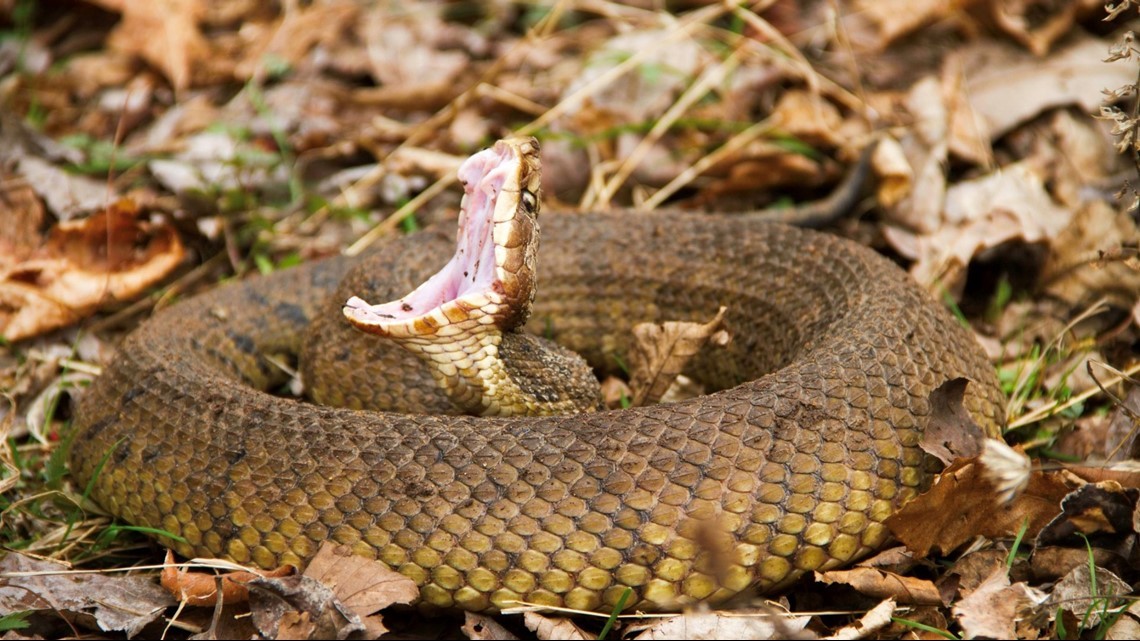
[{"xmin": 343, "ymin": 137, "xmax": 542, "ymax": 339}]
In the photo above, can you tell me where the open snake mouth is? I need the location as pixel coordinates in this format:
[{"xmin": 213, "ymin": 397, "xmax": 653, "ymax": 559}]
[{"xmin": 343, "ymin": 138, "xmax": 540, "ymax": 338}]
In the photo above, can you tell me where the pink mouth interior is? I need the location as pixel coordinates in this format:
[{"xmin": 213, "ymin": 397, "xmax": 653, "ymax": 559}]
[{"xmin": 345, "ymin": 144, "xmax": 514, "ymax": 323}]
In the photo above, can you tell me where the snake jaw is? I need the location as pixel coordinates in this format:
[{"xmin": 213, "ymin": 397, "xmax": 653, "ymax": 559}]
[
  {"xmin": 343, "ymin": 137, "xmax": 541, "ymax": 339},
  {"xmin": 338, "ymin": 137, "xmax": 591, "ymax": 418}
]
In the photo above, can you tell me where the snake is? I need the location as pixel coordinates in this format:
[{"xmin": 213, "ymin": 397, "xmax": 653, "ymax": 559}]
[{"xmin": 70, "ymin": 138, "xmax": 1005, "ymax": 613}]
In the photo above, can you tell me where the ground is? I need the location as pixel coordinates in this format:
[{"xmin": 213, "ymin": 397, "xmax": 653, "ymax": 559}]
[{"xmin": 1, "ymin": 1, "xmax": 1140, "ymax": 639}]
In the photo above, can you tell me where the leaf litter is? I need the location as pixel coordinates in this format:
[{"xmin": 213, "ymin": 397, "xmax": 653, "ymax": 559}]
[{"xmin": 2, "ymin": 0, "xmax": 1140, "ymax": 639}]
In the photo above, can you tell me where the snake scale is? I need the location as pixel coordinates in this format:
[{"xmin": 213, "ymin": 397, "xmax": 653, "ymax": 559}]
[{"xmin": 70, "ymin": 142, "xmax": 1005, "ymax": 613}]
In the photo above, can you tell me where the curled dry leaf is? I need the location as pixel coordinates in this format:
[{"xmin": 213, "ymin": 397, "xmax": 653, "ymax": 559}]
[
  {"xmin": 160, "ymin": 550, "xmax": 294, "ymax": 607},
  {"xmin": 628, "ymin": 306, "xmax": 730, "ymax": 407},
  {"xmin": 1035, "ymin": 480, "xmax": 1140, "ymax": 547},
  {"xmin": 814, "ymin": 567, "xmax": 944, "ymax": 606},
  {"xmin": 951, "ymin": 569, "xmax": 1048, "ymax": 640},
  {"xmin": 885, "ymin": 459, "xmax": 1075, "ymax": 558},
  {"xmin": 0, "ymin": 198, "xmax": 184, "ymax": 342}
]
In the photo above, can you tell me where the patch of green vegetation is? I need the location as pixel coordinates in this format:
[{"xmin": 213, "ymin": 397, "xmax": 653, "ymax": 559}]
[
  {"xmin": 399, "ymin": 213, "xmax": 421, "ymax": 234},
  {"xmin": 243, "ymin": 79, "xmax": 303, "ymax": 205},
  {"xmin": 0, "ymin": 0, "xmax": 36, "ymax": 74},
  {"xmin": 986, "ymin": 274, "xmax": 1014, "ymax": 324},
  {"xmin": 597, "ymin": 587, "xmax": 632, "ymax": 640},
  {"xmin": 890, "ymin": 617, "xmax": 959, "ymax": 640},
  {"xmin": 59, "ymin": 133, "xmax": 149, "ymax": 175},
  {"xmin": 0, "ymin": 611, "xmax": 32, "ymax": 632},
  {"xmin": 253, "ymin": 250, "xmax": 302, "ymax": 275}
]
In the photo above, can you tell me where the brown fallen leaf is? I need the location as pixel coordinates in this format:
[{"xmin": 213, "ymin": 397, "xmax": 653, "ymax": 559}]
[
  {"xmin": 885, "ymin": 459, "xmax": 1076, "ymax": 558},
  {"xmin": 1049, "ymin": 562, "xmax": 1131, "ymax": 628},
  {"xmin": 0, "ymin": 551, "xmax": 175, "ymax": 637},
  {"xmin": 921, "ymin": 378, "xmax": 986, "ymax": 465},
  {"xmin": 1042, "ymin": 199, "xmax": 1140, "ymax": 312},
  {"xmin": 951, "ymin": 569, "xmax": 1048, "ymax": 640},
  {"xmin": 523, "ymin": 612, "xmax": 591, "ymax": 641},
  {"xmin": 628, "ymin": 306, "xmax": 731, "ymax": 407},
  {"xmin": 1030, "ymin": 545, "xmax": 1132, "ymax": 582},
  {"xmin": 989, "ymin": 0, "xmax": 1100, "ymax": 56},
  {"xmin": 463, "ymin": 612, "xmax": 520, "ymax": 640},
  {"xmin": 0, "ymin": 170, "xmax": 45, "ymax": 262},
  {"xmin": 0, "ymin": 198, "xmax": 185, "ymax": 342},
  {"xmin": 814, "ymin": 567, "xmax": 944, "ymax": 606},
  {"xmin": 884, "ymin": 161, "xmax": 1073, "ymax": 292},
  {"xmin": 959, "ymin": 37, "xmax": 1136, "ymax": 140},
  {"xmin": 1105, "ymin": 600, "xmax": 1140, "ymax": 639},
  {"xmin": 90, "ymin": 0, "xmax": 219, "ymax": 92},
  {"xmin": 822, "ymin": 598, "xmax": 895, "ymax": 641},
  {"xmin": 301, "ymin": 542, "xmax": 419, "ymax": 638},
  {"xmin": 947, "ymin": 549, "xmax": 1014, "ymax": 595},
  {"xmin": 1035, "ymin": 480, "xmax": 1140, "ymax": 546},
  {"xmin": 630, "ymin": 604, "xmax": 811, "ymax": 640},
  {"xmin": 160, "ymin": 550, "xmax": 294, "ymax": 607},
  {"xmin": 247, "ymin": 572, "xmax": 362, "ymax": 640}
]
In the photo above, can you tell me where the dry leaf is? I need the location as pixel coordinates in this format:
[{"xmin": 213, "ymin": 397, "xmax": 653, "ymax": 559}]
[
  {"xmin": 814, "ymin": 567, "xmax": 944, "ymax": 606},
  {"xmin": 523, "ymin": 612, "xmax": 591, "ymax": 641},
  {"xmin": 849, "ymin": 0, "xmax": 958, "ymax": 50},
  {"xmin": 631, "ymin": 605, "xmax": 811, "ymax": 640},
  {"xmin": 1106, "ymin": 600, "xmax": 1140, "ymax": 640},
  {"xmin": 463, "ymin": 612, "xmax": 520, "ymax": 640},
  {"xmin": 882, "ymin": 76, "xmax": 949, "ymax": 233},
  {"xmin": 951, "ymin": 569, "xmax": 1048, "ymax": 640},
  {"xmin": 1043, "ymin": 199, "xmax": 1140, "ymax": 311},
  {"xmin": 1048, "ymin": 563, "xmax": 1130, "ymax": 628},
  {"xmin": 921, "ymin": 378, "xmax": 986, "ymax": 465},
  {"xmin": 1035, "ymin": 481, "xmax": 1140, "ymax": 546},
  {"xmin": 823, "ymin": 599, "xmax": 896, "ymax": 640},
  {"xmin": 959, "ymin": 37, "xmax": 1135, "ymax": 139},
  {"xmin": 17, "ymin": 155, "xmax": 108, "ymax": 220},
  {"xmin": 0, "ymin": 199, "xmax": 185, "ymax": 341},
  {"xmin": 0, "ymin": 171, "xmax": 45, "ymax": 261},
  {"xmin": 989, "ymin": 0, "xmax": 1101, "ymax": 56},
  {"xmin": 94, "ymin": 0, "xmax": 214, "ymax": 92},
  {"xmin": 884, "ymin": 161, "xmax": 1072, "ymax": 291},
  {"xmin": 947, "ymin": 549, "xmax": 1013, "ymax": 594},
  {"xmin": 0, "ymin": 551, "xmax": 175, "ymax": 637},
  {"xmin": 247, "ymin": 573, "xmax": 362, "ymax": 640},
  {"xmin": 885, "ymin": 460, "xmax": 1075, "ymax": 558},
  {"xmin": 301, "ymin": 542, "xmax": 419, "ymax": 638},
  {"xmin": 160, "ymin": 550, "xmax": 293, "ymax": 607},
  {"xmin": 628, "ymin": 306, "xmax": 730, "ymax": 407}
]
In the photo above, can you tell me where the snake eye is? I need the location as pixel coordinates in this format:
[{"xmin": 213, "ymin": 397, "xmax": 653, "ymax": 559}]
[{"xmin": 521, "ymin": 189, "xmax": 538, "ymax": 214}]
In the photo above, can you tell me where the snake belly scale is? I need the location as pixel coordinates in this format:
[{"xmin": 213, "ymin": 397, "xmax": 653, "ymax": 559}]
[{"xmin": 70, "ymin": 188, "xmax": 1004, "ymax": 613}]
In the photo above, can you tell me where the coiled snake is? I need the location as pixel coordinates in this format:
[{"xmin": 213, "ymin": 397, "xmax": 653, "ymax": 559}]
[{"xmin": 70, "ymin": 138, "xmax": 1004, "ymax": 613}]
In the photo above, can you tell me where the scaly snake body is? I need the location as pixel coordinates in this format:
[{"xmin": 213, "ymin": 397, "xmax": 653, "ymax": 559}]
[{"xmin": 71, "ymin": 157, "xmax": 1004, "ymax": 613}]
